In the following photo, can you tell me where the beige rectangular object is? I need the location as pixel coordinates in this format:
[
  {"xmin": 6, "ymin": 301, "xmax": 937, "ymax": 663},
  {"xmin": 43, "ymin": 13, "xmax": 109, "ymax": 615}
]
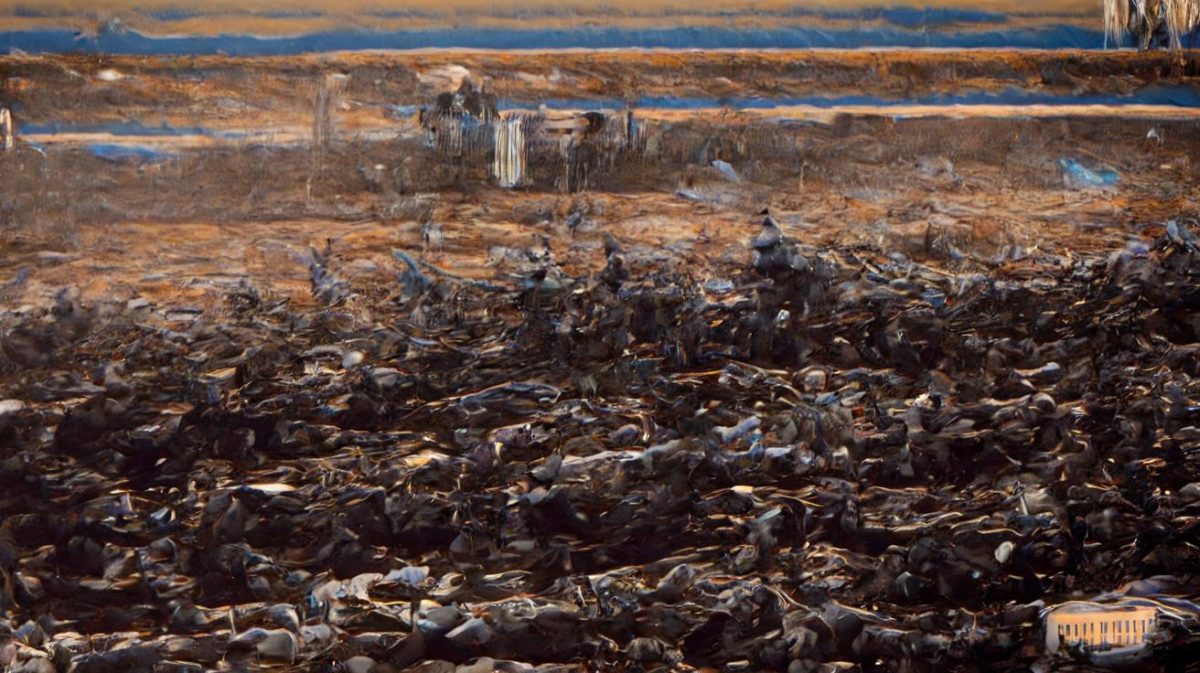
[
  {"xmin": 1045, "ymin": 605, "xmax": 1157, "ymax": 652},
  {"xmin": 542, "ymin": 117, "xmax": 593, "ymax": 132}
]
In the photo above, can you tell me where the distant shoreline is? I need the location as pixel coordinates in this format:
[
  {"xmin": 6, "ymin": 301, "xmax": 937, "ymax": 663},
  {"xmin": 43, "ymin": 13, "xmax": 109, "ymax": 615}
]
[{"xmin": 0, "ymin": 25, "xmax": 1125, "ymax": 55}]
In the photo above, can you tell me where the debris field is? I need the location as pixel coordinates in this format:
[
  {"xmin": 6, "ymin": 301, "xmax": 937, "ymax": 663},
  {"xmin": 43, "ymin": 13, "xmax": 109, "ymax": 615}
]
[{"xmin": 1, "ymin": 50, "xmax": 1200, "ymax": 673}]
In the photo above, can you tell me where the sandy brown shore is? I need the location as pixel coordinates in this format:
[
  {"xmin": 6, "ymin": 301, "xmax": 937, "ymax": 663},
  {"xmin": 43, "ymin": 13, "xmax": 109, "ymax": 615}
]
[{"xmin": 3, "ymin": 49, "xmax": 1200, "ymax": 128}]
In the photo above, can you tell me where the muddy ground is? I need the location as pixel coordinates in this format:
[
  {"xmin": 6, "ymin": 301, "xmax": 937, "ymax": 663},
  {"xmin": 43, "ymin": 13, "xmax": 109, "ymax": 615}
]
[
  {"xmin": 2, "ymin": 109, "xmax": 1199, "ymax": 306},
  {"xmin": 4, "ymin": 51, "xmax": 1200, "ymax": 126},
  {"xmin": 0, "ymin": 51, "xmax": 1199, "ymax": 673}
]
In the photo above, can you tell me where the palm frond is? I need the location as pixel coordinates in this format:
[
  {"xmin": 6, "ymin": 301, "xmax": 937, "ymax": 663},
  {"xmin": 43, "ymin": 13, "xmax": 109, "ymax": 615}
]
[
  {"xmin": 1104, "ymin": 0, "xmax": 1132, "ymax": 47},
  {"xmin": 1163, "ymin": 0, "xmax": 1200, "ymax": 48},
  {"xmin": 1105, "ymin": 0, "xmax": 1200, "ymax": 50}
]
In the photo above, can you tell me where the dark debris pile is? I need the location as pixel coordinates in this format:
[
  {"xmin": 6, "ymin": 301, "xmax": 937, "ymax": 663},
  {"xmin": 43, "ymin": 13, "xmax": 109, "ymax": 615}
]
[{"xmin": 1, "ymin": 219, "xmax": 1200, "ymax": 673}]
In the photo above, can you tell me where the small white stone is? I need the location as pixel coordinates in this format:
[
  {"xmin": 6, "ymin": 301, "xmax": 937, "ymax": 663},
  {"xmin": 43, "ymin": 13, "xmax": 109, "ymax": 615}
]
[
  {"xmin": 0, "ymin": 399, "xmax": 24, "ymax": 416},
  {"xmin": 995, "ymin": 541, "xmax": 1015, "ymax": 565},
  {"xmin": 345, "ymin": 656, "xmax": 376, "ymax": 673}
]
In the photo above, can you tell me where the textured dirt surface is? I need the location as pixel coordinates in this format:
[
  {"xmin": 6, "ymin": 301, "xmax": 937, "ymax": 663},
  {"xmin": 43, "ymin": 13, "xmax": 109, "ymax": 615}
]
[
  {"xmin": 1, "ymin": 51, "xmax": 1199, "ymax": 673},
  {"xmin": 4, "ymin": 51, "xmax": 1200, "ymax": 127}
]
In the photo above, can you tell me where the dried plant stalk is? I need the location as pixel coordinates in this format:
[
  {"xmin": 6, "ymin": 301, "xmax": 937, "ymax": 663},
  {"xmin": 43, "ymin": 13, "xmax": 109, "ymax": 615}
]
[
  {"xmin": 0, "ymin": 107, "xmax": 12, "ymax": 152},
  {"xmin": 313, "ymin": 73, "xmax": 348, "ymax": 157}
]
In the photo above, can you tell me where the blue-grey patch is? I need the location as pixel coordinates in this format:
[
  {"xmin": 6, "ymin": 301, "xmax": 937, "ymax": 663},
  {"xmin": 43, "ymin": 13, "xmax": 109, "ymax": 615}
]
[
  {"xmin": 88, "ymin": 143, "xmax": 169, "ymax": 161},
  {"xmin": 143, "ymin": 9, "xmax": 204, "ymax": 22},
  {"xmin": 498, "ymin": 84, "xmax": 1200, "ymax": 111},
  {"xmin": 23, "ymin": 121, "xmax": 208, "ymax": 136},
  {"xmin": 9, "ymin": 4, "xmax": 68, "ymax": 18},
  {"xmin": 364, "ymin": 10, "xmax": 446, "ymax": 19},
  {"xmin": 0, "ymin": 25, "xmax": 1120, "ymax": 56},
  {"xmin": 1059, "ymin": 158, "xmax": 1121, "ymax": 188},
  {"xmin": 386, "ymin": 105, "xmax": 420, "ymax": 118},
  {"xmin": 783, "ymin": 7, "xmax": 1010, "ymax": 28},
  {"xmin": 257, "ymin": 10, "xmax": 327, "ymax": 19}
]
